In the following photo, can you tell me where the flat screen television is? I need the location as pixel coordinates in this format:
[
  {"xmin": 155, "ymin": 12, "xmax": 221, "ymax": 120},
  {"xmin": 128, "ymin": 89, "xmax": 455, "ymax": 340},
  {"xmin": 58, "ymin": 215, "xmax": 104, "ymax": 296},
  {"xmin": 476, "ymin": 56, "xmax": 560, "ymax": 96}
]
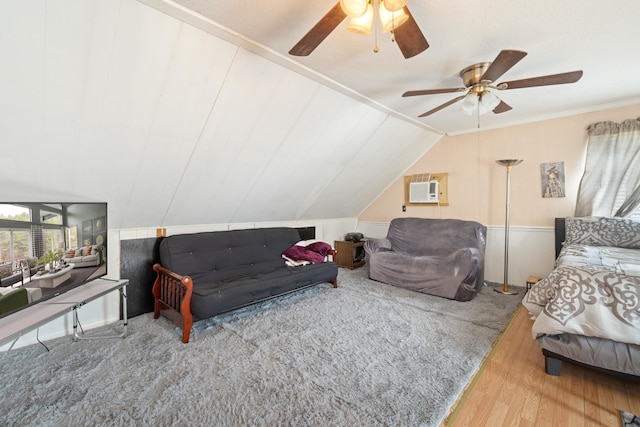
[{"xmin": 0, "ymin": 202, "xmax": 107, "ymax": 319}]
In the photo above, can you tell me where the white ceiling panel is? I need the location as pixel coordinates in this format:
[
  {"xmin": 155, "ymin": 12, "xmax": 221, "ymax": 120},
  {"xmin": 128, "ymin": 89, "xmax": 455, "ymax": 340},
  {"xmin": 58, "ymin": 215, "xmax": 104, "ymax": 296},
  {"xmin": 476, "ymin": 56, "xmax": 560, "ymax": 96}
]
[
  {"xmin": 2, "ymin": 0, "xmax": 443, "ymax": 230},
  {"xmin": 121, "ymin": 24, "xmax": 239, "ymax": 228},
  {"xmin": 307, "ymin": 117, "xmax": 437, "ymax": 218}
]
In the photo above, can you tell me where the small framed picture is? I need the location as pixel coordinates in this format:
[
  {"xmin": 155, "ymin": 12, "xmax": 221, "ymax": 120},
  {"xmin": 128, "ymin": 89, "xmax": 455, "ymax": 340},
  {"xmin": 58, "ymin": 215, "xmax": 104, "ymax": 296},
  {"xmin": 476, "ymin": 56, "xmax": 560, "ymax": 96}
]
[
  {"xmin": 82, "ymin": 220, "xmax": 93, "ymax": 235},
  {"xmin": 541, "ymin": 162, "xmax": 566, "ymax": 198},
  {"xmin": 93, "ymin": 216, "xmax": 106, "ymax": 233},
  {"xmin": 93, "ymin": 232, "xmax": 105, "ymax": 246}
]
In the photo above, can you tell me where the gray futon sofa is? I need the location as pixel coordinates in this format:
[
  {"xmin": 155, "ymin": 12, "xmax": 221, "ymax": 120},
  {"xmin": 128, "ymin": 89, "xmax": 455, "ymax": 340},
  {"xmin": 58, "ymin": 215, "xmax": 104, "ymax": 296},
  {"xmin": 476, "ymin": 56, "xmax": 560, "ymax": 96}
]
[
  {"xmin": 364, "ymin": 217, "xmax": 487, "ymax": 301},
  {"xmin": 153, "ymin": 227, "xmax": 338, "ymax": 343}
]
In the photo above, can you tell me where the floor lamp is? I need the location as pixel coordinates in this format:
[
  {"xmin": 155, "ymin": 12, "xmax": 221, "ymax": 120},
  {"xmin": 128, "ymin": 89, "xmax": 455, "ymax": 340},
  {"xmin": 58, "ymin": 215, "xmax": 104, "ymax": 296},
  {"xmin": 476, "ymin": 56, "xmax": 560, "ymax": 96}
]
[{"xmin": 495, "ymin": 159, "xmax": 523, "ymax": 295}]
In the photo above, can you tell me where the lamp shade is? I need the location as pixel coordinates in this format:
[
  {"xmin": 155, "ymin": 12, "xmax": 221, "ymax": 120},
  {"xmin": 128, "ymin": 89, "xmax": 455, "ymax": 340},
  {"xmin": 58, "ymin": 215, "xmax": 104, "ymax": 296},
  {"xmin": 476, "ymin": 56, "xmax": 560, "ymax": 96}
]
[
  {"xmin": 340, "ymin": 0, "xmax": 369, "ymax": 18},
  {"xmin": 383, "ymin": 0, "xmax": 409, "ymax": 12},
  {"xmin": 379, "ymin": 4, "xmax": 409, "ymax": 32},
  {"xmin": 461, "ymin": 92, "xmax": 478, "ymax": 115},
  {"xmin": 461, "ymin": 90, "xmax": 501, "ymax": 115},
  {"xmin": 346, "ymin": 4, "xmax": 374, "ymax": 35},
  {"xmin": 496, "ymin": 159, "xmax": 523, "ymax": 167},
  {"xmin": 478, "ymin": 91, "xmax": 501, "ymax": 114}
]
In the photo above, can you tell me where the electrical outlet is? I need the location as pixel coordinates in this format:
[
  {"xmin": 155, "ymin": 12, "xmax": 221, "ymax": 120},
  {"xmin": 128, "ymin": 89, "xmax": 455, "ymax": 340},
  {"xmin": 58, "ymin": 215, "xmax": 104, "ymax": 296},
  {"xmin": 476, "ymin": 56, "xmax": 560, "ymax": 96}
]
[{"xmin": 402, "ymin": 205, "xmax": 406, "ymax": 212}]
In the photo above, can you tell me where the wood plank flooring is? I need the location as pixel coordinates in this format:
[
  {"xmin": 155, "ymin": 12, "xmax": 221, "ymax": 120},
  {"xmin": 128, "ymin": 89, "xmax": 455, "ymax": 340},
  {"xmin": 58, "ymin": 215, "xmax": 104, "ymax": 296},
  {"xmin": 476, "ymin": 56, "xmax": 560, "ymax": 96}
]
[{"xmin": 444, "ymin": 305, "xmax": 640, "ymax": 427}]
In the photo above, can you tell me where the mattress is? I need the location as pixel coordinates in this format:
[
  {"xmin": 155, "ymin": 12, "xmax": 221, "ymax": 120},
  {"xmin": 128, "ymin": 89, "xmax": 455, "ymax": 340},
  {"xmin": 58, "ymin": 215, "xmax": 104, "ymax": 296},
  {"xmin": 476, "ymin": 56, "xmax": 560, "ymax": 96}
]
[{"xmin": 538, "ymin": 333, "xmax": 640, "ymax": 377}]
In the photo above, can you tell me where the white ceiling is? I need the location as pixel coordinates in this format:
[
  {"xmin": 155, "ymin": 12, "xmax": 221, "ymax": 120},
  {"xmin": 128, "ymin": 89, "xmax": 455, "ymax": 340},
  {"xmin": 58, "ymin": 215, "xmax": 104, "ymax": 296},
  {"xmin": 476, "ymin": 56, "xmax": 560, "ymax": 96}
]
[
  {"xmin": 0, "ymin": 0, "xmax": 441, "ymax": 229},
  {"xmin": 4, "ymin": 0, "xmax": 639, "ymax": 230},
  {"xmin": 143, "ymin": 0, "xmax": 640, "ymax": 135}
]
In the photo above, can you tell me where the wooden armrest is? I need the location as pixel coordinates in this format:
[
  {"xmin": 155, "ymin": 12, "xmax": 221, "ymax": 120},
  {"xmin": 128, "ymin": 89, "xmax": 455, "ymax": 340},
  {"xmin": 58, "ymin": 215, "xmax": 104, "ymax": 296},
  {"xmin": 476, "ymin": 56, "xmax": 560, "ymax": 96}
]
[{"xmin": 152, "ymin": 263, "xmax": 194, "ymax": 343}]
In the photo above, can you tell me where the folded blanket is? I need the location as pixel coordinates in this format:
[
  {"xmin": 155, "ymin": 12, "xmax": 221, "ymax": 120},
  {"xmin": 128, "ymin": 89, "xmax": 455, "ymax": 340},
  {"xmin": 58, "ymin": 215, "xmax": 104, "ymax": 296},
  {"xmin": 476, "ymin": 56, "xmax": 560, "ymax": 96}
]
[{"xmin": 282, "ymin": 240, "xmax": 333, "ymax": 266}]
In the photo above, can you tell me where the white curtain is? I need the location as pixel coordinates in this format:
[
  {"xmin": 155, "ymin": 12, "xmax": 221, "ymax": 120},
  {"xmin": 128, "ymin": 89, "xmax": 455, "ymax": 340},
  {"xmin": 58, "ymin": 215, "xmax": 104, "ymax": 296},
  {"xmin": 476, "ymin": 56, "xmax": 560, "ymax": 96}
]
[{"xmin": 575, "ymin": 118, "xmax": 640, "ymax": 217}]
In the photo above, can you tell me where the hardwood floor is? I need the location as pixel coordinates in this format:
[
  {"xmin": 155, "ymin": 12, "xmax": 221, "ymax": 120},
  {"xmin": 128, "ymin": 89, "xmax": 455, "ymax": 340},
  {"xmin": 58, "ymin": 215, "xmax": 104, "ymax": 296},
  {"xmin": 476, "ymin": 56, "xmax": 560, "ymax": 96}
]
[{"xmin": 444, "ymin": 305, "xmax": 640, "ymax": 427}]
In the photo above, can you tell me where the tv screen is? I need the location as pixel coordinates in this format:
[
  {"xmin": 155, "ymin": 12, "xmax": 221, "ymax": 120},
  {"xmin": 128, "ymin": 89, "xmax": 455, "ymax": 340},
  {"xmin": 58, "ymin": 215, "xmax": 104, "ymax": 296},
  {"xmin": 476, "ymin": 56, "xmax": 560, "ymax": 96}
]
[{"xmin": 0, "ymin": 202, "xmax": 107, "ymax": 319}]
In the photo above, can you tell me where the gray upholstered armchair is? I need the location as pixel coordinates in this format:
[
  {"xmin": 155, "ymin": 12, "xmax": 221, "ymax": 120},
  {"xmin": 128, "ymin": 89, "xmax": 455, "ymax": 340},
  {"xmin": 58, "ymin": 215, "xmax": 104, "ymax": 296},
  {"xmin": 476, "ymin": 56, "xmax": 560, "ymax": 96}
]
[{"xmin": 364, "ymin": 217, "xmax": 487, "ymax": 301}]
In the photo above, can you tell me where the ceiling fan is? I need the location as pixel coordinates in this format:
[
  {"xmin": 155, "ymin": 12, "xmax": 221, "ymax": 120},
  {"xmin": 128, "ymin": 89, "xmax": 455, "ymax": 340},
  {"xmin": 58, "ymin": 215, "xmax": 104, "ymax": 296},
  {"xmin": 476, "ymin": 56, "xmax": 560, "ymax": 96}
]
[
  {"xmin": 402, "ymin": 50, "xmax": 583, "ymax": 117},
  {"xmin": 289, "ymin": 0, "xmax": 429, "ymax": 59}
]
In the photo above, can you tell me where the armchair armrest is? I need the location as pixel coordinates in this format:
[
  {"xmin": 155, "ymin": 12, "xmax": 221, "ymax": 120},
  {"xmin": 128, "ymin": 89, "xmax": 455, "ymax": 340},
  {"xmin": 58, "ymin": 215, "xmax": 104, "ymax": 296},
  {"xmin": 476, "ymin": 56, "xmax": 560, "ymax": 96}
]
[
  {"xmin": 364, "ymin": 238, "xmax": 393, "ymax": 254},
  {"xmin": 152, "ymin": 263, "xmax": 193, "ymax": 343},
  {"xmin": 1, "ymin": 271, "xmax": 23, "ymax": 288}
]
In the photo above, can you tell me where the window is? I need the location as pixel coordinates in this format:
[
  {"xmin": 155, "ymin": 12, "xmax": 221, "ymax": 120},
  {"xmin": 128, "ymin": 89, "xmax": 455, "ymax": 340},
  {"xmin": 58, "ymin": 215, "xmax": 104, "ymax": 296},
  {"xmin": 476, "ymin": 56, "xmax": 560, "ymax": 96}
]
[
  {"xmin": 0, "ymin": 204, "xmax": 30, "ymax": 222},
  {"xmin": 0, "ymin": 229, "xmax": 31, "ymax": 266},
  {"xmin": 43, "ymin": 228, "xmax": 65, "ymax": 253},
  {"xmin": 41, "ymin": 209, "xmax": 63, "ymax": 225},
  {"xmin": 67, "ymin": 226, "xmax": 78, "ymax": 249},
  {"xmin": 575, "ymin": 118, "xmax": 640, "ymax": 219}
]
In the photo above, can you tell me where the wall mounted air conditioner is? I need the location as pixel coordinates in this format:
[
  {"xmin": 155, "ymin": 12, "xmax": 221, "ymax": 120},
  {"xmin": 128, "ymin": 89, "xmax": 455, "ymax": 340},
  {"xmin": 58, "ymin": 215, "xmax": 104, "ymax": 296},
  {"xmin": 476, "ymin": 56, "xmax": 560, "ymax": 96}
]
[{"xmin": 409, "ymin": 180, "xmax": 439, "ymax": 203}]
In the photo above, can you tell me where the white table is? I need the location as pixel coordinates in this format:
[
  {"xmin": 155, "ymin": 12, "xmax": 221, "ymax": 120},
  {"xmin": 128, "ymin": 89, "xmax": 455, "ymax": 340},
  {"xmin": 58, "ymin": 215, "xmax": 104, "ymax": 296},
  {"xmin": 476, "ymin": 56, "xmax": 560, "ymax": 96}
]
[
  {"xmin": 0, "ymin": 278, "xmax": 128, "ymax": 351},
  {"xmin": 30, "ymin": 265, "xmax": 74, "ymax": 288}
]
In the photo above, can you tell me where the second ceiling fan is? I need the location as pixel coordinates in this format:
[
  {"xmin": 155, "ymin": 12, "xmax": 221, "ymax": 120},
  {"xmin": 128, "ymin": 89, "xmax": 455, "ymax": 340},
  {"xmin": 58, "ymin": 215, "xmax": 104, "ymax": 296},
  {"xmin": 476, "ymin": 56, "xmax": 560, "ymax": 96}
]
[
  {"xmin": 403, "ymin": 50, "xmax": 583, "ymax": 117},
  {"xmin": 289, "ymin": 0, "xmax": 429, "ymax": 59}
]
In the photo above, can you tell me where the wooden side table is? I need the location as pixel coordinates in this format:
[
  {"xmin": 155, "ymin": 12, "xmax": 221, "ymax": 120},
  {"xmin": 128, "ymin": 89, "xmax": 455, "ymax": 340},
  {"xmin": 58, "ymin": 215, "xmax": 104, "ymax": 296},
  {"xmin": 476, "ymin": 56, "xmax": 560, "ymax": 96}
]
[
  {"xmin": 526, "ymin": 275, "xmax": 542, "ymax": 290},
  {"xmin": 334, "ymin": 240, "xmax": 365, "ymax": 269}
]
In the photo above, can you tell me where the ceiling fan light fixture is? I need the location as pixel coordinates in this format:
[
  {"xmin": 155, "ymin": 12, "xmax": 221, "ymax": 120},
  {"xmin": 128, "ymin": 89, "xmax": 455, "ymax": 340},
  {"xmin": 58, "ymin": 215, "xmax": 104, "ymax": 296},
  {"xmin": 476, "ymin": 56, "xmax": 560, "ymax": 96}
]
[
  {"xmin": 379, "ymin": 4, "xmax": 409, "ymax": 32},
  {"xmin": 340, "ymin": 0, "xmax": 369, "ymax": 18},
  {"xmin": 346, "ymin": 4, "xmax": 374, "ymax": 35},
  {"xmin": 461, "ymin": 90, "xmax": 501, "ymax": 115},
  {"xmin": 382, "ymin": 0, "xmax": 409, "ymax": 12},
  {"xmin": 461, "ymin": 92, "xmax": 479, "ymax": 115},
  {"xmin": 479, "ymin": 91, "xmax": 501, "ymax": 114}
]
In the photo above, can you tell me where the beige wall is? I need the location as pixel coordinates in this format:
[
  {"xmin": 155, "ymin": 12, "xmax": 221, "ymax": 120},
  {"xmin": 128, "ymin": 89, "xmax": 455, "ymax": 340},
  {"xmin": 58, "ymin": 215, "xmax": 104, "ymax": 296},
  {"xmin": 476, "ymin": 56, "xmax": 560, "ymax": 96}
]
[{"xmin": 360, "ymin": 103, "xmax": 640, "ymax": 227}]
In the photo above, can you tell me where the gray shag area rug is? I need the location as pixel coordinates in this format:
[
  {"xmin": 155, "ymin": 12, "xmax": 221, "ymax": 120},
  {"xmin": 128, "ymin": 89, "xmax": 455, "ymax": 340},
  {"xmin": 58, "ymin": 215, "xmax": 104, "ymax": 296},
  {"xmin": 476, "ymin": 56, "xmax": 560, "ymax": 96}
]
[{"xmin": 0, "ymin": 268, "xmax": 522, "ymax": 426}]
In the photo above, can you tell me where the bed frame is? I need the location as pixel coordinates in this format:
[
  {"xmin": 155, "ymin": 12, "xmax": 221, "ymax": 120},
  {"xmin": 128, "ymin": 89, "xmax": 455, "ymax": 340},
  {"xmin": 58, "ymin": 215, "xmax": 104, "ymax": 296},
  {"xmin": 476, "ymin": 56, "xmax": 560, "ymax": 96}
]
[
  {"xmin": 540, "ymin": 218, "xmax": 640, "ymax": 381},
  {"xmin": 543, "ymin": 348, "xmax": 640, "ymax": 382}
]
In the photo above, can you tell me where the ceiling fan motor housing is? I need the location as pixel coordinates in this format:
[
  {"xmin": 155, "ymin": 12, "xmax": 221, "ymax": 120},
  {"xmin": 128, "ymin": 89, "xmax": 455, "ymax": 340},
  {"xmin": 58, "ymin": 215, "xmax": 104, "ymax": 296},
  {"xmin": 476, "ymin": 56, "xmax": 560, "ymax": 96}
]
[{"xmin": 460, "ymin": 62, "xmax": 492, "ymax": 87}]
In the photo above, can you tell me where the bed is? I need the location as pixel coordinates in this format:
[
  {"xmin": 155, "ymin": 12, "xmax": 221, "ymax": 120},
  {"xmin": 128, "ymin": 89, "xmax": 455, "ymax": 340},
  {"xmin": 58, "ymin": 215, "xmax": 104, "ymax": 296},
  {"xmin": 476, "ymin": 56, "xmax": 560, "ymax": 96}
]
[{"xmin": 522, "ymin": 216, "xmax": 640, "ymax": 379}]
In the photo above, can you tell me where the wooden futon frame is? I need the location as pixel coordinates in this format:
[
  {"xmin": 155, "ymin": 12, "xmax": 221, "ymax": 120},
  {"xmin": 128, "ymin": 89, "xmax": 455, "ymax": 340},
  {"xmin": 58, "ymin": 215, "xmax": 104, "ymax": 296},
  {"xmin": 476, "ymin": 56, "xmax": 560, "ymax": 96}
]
[{"xmin": 152, "ymin": 263, "xmax": 193, "ymax": 343}]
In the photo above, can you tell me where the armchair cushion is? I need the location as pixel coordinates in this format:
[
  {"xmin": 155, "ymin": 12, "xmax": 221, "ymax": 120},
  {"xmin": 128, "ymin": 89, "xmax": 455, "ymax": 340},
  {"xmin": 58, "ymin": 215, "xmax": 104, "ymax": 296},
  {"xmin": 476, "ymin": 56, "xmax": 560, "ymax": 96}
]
[
  {"xmin": 364, "ymin": 217, "xmax": 487, "ymax": 301},
  {"xmin": 0, "ymin": 288, "xmax": 29, "ymax": 315},
  {"xmin": 0, "ymin": 264, "xmax": 23, "ymax": 288}
]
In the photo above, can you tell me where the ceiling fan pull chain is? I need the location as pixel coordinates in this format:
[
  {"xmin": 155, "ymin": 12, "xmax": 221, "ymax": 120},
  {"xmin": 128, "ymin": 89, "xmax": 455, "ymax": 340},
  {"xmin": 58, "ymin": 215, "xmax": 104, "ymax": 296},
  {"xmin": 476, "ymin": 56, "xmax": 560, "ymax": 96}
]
[{"xmin": 373, "ymin": 0, "xmax": 380, "ymax": 53}]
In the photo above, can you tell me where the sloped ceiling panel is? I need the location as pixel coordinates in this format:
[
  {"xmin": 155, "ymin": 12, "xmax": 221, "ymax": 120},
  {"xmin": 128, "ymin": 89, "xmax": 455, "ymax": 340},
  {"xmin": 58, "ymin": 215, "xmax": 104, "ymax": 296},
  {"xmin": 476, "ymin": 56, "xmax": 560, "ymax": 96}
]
[{"xmin": 0, "ymin": 0, "xmax": 441, "ymax": 230}]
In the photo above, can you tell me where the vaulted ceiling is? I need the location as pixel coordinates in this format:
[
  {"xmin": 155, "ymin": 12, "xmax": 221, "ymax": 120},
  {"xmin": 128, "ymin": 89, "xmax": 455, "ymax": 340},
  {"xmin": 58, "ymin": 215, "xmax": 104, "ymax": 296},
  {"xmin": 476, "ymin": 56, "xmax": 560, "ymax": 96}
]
[
  {"xmin": 0, "ymin": 0, "xmax": 439, "ymax": 229},
  {"xmin": 2, "ymin": 0, "xmax": 639, "ymax": 230},
  {"xmin": 146, "ymin": 0, "xmax": 640, "ymax": 135}
]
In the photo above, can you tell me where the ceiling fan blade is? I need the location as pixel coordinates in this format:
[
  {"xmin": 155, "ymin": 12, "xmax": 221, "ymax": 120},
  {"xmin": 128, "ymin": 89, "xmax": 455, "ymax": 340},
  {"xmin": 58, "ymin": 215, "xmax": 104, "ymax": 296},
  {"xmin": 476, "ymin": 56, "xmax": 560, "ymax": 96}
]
[
  {"xmin": 480, "ymin": 50, "xmax": 528, "ymax": 83},
  {"xmin": 288, "ymin": 2, "xmax": 346, "ymax": 56},
  {"xmin": 418, "ymin": 95, "xmax": 466, "ymax": 117},
  {"xmin": 393, "ymin": 7, "xmax": 429, "ymax": 59},
  {"xmin": 493, "ymin": 100, "xmax": 512, "ymax": 114},
  {"xmin": 500, "ymin": 70, "xmax": 584, "ymax": 90},
  {"xmin": 402, "ymin": 87, "xmax": 466, "ymax": 97}
]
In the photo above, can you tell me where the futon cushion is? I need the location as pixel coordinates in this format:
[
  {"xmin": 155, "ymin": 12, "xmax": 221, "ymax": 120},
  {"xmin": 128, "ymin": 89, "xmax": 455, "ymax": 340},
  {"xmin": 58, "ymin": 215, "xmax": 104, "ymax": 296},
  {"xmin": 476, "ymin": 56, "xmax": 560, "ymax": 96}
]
[
  {"xmin": 189, "ymin": 262, "xmax": 338, "ymax": 319},
  {"xmin": 159, "ymin": 228, "xmax": 303, "ymax": 283}
]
